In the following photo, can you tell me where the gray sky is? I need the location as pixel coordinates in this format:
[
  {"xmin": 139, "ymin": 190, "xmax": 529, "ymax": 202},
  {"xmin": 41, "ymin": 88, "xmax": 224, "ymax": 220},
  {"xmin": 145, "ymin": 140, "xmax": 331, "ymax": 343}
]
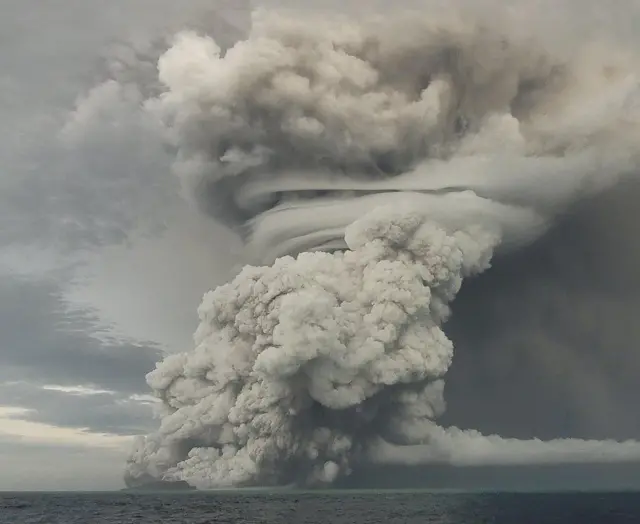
[
  {"xmin": 0, "ymin": 0, "xmax": 246, "ymax": 491},
  {"xmin": 3, "ymin": 0, "xmax": 640, "ymax": 491}
]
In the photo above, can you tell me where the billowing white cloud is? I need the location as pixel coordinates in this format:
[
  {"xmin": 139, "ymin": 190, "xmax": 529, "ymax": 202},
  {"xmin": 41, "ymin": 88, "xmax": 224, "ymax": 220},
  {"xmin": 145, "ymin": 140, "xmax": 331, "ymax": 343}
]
[{"xmin": 122, "ymin": 3, "xmax": 640, "ymax": 489}]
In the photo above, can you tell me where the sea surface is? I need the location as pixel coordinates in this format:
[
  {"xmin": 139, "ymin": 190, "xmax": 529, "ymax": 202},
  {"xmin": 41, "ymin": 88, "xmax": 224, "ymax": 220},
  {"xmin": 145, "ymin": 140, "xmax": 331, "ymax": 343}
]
[{"xmin": 2, "ymin": 490, "xmax": 640, "ymax": 523}]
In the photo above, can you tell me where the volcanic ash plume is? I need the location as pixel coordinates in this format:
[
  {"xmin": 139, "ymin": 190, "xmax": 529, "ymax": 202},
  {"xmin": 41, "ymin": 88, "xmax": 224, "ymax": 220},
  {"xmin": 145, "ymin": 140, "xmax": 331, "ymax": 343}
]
[{"xmin": 125, "ymin": 7, "xmax": 640, "ymax": 488}]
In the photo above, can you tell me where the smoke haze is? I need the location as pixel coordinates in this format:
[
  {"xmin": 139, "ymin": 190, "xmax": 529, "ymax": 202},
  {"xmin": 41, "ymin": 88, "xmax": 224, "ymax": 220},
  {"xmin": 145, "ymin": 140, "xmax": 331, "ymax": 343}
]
[{"xmin": 115, "ymin": 2, "xmax": 640, "ymax": 488}]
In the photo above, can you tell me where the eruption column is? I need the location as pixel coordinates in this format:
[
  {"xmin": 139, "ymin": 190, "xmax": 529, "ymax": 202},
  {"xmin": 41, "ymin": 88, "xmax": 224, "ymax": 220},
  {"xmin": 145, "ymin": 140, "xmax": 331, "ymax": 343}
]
[{"xmin": 125, "ymin": 7, "xmax": 640, "ymax": 488}]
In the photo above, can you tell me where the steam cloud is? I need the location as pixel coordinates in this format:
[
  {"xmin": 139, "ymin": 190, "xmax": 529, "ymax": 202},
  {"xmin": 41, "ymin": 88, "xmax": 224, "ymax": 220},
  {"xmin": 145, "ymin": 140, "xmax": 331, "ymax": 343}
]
[{"xmin": 124, "ymin": 6, "xmax": 640, "ymax": 488}]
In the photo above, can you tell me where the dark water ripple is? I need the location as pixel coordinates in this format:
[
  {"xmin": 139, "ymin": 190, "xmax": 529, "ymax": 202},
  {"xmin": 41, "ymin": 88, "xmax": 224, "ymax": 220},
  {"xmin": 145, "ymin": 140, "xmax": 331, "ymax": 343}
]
[{"xmin": 1, "ymin": 491, "xmax": 640, "ymax": 524}]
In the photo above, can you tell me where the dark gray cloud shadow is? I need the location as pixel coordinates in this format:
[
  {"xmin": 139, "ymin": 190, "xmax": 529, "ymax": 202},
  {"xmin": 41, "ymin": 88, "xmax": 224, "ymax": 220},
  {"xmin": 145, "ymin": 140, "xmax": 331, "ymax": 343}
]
[
  {"xmin": 443, "ymin": 178, "xmax": 640, "ymax": 442},
  {"xmin": 0, "ymin": 277, "xmax": 161, "ymax": 395},
  {"xmin": 0, "ymin": 382, "xmax": 156, "ymax": 437}
]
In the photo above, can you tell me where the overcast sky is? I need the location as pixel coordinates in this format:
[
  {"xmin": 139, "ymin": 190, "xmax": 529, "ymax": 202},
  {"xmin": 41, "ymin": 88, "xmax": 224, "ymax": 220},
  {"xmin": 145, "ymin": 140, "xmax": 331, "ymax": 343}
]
[
  {"xmin": 3, "ymin": 0, "xmax": 640, "ymax": 491},
  {"xmin": 0, "ymin": 0, "xmax": 253, "ymax": 491}
]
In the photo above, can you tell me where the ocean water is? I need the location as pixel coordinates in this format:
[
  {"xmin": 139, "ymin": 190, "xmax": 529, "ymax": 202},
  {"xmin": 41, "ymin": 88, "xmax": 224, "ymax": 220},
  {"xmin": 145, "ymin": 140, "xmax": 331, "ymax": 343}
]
[{"xmin": 2, "ymin": 491, "xmax": 640, "ymax": 523}]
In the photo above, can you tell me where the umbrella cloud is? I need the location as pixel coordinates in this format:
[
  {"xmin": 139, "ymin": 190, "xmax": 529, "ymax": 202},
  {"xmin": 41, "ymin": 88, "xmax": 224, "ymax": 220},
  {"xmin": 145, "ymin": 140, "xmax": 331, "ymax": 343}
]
[{"xmin": 123, "ymin": 6, "xmax": 640, "ymax": 488}]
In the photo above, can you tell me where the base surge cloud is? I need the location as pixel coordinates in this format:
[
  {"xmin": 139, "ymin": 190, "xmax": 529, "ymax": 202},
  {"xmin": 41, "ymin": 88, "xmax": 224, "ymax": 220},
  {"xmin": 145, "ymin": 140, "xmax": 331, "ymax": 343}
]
[{"xmin": 124, "ymin": 5, "xmax": 640, "ymax": 488}]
